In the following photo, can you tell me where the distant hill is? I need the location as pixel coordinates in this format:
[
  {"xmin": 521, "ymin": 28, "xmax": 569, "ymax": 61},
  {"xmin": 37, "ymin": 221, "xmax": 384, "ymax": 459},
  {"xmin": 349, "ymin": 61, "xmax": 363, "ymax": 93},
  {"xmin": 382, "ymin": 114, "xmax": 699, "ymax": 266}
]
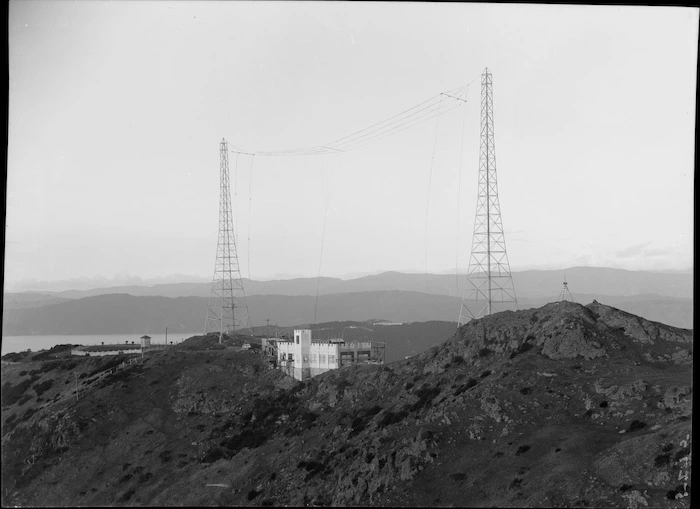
[
  {"xmin": 7, "ymin": 267, "xmax": 691, "ymax": 300},
  {"xmin": 2, "ymin": 290, "xmax": 692, "ymax": 337},
  {"xmin": 2, "ymin": 293, "xmax": 73, "ymax": 310},
  {"xmin": 1, "ymin": 301, "xmax": 692, "ymax": 507}
]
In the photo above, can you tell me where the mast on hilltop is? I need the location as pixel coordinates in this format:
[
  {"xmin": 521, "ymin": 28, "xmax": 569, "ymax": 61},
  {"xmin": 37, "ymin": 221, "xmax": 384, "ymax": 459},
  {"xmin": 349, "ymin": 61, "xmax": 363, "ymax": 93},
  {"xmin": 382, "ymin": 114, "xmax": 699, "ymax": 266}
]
[
  {"xmin": 203, "ymin": 139, "xmax": 251, "ymax": 343},
  {"xmin": 459, "ymin": 68, "xmax": 518, "ymax": 325}
]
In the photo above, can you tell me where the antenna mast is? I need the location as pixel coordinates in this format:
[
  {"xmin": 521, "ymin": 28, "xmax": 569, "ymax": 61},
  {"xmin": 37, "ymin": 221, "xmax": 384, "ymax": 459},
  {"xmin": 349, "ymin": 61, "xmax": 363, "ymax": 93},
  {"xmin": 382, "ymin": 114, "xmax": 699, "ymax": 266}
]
[
  {"xmin": 204, "ymin": 139, "xmax": 251, "ymax": 343},
  {"xmin": 459, "ymin": 68, "xmax": 517, "ymax": 324},
  {"xmin": 558, "ymin": 275, "xmax": 575, "ymax": 302}
]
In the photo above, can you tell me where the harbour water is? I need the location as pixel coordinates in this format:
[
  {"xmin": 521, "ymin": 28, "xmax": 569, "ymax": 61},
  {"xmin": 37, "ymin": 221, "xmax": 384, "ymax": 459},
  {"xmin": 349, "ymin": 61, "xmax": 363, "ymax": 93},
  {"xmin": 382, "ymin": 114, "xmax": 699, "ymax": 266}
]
[{"xmin": 1, "ymin": 332, "xmax": 198, "ymax": 356}]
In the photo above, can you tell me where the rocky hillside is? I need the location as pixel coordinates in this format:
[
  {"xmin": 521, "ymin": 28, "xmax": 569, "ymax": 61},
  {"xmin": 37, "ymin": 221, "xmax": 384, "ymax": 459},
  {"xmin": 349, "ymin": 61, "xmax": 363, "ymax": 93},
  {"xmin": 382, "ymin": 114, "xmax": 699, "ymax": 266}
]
[{"xmin": 1, "ymin": 301, "xmax": 692, "ymax": 507}]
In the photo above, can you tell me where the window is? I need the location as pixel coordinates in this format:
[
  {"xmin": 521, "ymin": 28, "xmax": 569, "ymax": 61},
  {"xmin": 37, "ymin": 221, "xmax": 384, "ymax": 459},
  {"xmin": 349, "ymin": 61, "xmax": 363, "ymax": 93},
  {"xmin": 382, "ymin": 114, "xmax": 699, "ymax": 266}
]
[
  {"xmin": 288, "ymin": 353, "xmax": 294, "ymax": 361},
  {"xmin": 295, "ymin": 335, "xmax": 300, "ymax": 344},
  {"xmin": 329, "ymin": 355, "xmax": 336, "ymax": 364},
  {"xmin": 311, "ymin": 354, "xmax": 317, "ymax": 363},
  {"xmin": 320, "ymin": 354, "xmax": 326, "ymax": 364},
  {"xmin": 303, "ymin": 355, "xmax": 309, "ymax": 363}
]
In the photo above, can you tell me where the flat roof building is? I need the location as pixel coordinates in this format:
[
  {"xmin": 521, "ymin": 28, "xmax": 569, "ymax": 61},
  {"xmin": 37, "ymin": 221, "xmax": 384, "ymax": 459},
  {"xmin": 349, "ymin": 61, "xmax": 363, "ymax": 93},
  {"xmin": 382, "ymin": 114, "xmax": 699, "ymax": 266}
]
[{"xmin": 266, "ymin": 329, "xmax": 385, "ymax": 381}]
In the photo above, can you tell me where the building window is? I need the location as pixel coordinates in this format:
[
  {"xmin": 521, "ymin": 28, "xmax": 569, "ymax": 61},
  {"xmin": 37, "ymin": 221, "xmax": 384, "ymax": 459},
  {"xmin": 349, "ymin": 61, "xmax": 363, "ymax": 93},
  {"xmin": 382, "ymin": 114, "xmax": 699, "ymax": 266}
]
[
  {"xmin": 303, "ymin": 355, "xmax": 309, "ymax": 363},
  {"xmin": 329, "ymin": 355, "xmax": 336, "ymax": 364},
  {"xmin": 320, "ymin": 354, "xmax": 326, "ymax": 363},
  {"xmin": 296, "ymin": 335, "xmax": 300, "ymax": 344},
  {"xmin": 311, "ymin": 354, "xmax": 317, "ymax": 363},
  {"xmin": 288, "ymin": 354, "xmax": 294, "ymax": 361}
]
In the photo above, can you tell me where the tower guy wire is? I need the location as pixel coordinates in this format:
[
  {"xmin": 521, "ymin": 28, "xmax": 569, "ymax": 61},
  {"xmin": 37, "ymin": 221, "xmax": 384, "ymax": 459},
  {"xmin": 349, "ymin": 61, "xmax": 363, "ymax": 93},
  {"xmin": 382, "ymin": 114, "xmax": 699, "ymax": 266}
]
[
  {"xmin": 459, "ymin": 68, "xmax": 517, "ymax": 325},
  {"xmin": 204, "ymin": 139, "xmax": 252, "ymax": 343}
]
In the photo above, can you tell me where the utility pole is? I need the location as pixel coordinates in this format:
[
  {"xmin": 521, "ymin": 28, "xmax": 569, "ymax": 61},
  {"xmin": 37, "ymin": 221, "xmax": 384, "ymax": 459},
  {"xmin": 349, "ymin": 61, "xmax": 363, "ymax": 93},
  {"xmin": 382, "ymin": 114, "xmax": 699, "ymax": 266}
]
[
  {"xmin": 459, "ymin": 68, "xmax": 517, "ymax": 324},
  {"xmin": 204, "ymin": 139, "xmax": 251, "ymax": 343}
]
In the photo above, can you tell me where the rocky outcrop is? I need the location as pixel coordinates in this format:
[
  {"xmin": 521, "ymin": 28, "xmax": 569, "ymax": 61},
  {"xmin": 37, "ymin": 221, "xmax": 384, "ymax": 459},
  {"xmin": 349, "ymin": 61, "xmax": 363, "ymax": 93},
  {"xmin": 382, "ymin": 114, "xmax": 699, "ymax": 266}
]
[
  {"xmin": 588, "ymin": 300, "xmax": 693, "ymax": 345},
  {"xmin": 541, "ymin": 327, "xmax": 607, "ymax": 360}
]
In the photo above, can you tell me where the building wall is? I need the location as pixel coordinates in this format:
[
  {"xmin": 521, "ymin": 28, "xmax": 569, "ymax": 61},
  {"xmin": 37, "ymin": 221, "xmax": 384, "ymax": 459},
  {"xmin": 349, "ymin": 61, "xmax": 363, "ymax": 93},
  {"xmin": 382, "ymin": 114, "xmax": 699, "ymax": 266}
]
[
  {"xmin": 71, "ymin": 348, "xmax": 141, "ymax": 357},
  {"xmin": 274, "ymin": 331, "xmax": 382, "ymax": 381}
]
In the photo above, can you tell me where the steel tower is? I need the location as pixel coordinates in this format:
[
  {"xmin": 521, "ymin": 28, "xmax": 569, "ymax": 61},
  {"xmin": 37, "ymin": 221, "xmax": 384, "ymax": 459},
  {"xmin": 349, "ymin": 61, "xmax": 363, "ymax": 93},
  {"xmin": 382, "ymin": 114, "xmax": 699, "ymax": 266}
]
[
  {"xmin": 459, "ymin": 68, "xmax": 517, "ymax": 325},
  {"xmin": 204, "ymin": 139, "xmax": 251, "ymax": 343},
  {"xmin": 558, "ymin": 276, "xmax": 575, "ymax": 303}
]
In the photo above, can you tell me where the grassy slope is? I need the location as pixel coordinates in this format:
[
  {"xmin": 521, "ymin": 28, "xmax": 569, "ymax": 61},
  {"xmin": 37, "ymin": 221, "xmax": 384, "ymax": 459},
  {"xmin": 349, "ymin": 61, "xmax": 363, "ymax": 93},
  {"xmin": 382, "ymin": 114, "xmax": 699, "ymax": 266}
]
[{"xmin": 1, "ymin": 303, "xmax": 692, "ymax": 507}]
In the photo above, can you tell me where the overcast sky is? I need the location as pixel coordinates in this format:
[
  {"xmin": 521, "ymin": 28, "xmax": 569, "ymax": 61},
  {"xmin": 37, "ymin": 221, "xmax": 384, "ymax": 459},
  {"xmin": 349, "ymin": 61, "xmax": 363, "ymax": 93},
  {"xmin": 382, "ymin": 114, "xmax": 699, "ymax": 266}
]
[{"xmin": 6, "ymin": 1, "xmax": 697, "ymax": 291}]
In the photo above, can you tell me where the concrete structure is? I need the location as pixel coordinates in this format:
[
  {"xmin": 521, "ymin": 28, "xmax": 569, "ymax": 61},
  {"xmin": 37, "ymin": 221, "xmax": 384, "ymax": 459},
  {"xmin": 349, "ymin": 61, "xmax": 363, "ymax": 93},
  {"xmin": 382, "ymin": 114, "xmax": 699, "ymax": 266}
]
[
  {"xmin": 269, "ymin": 329, "xmax": 385, "ymax": 381},
  {"xmin": 71, "ymin": 336, "xmax": 167, "ymax": 357},
  {"xmin": 71, "ymin": 344, "xmax": 142, "ymax": 357}
]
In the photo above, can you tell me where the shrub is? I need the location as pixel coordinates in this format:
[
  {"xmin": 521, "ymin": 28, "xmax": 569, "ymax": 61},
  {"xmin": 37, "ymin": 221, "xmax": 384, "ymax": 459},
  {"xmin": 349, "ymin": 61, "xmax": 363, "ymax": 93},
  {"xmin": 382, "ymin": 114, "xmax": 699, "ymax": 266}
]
[
  {"xmin": 118, "ymin": 473, "xmax": 133, "ymax": 484},
  {"xmin": 480, "ymin": 370, "xmax": 491, "ymax": 378},
  {"xmin": 247, "ymin": 489, "xmax": 261, "ymax": 501},
  {"xmin": 667, "ymin": 486, "xmax": 688, "ymax": 500},
  {"xmin": 118, "ymin": 489, "xmax": 135, "ymax": 502},
  {"xmin": 454, "ymin": 378, "xmax": 478, "ymax": 396},
  {"xmin": 378, "ymin": 408, "xmax": 409, "ymax": 427},
  {"xmin": 515, "ymin": 445, "xmax": 531, "ymax": 456},
  {"xmin": 519, "ymin": 387, "xmax": 531, "ymax": 395},
  {"xmin": 33, "ymin": 379, "xmax": 54, "ymax": 397},
  {"xmin": 674, "ymin": 448, "xmax": 690, "ymax": 461},
  {"xmin": 5, "ymin": 414, "xmax": 17, "ymax": 425},
  {"xmin": 654, "ymin": 454, "xmax": 671, "ymax": 467},
  {"xmin": 478, "ymin": 347, "xmax": 493, "ymax": 357},
  {"xmin": 628, "ymin": 420, "xmax": 646, "ymax": 432},
  {"xmin": 410, "ymin": 384, "xmax": 441, "ymax": 412},
  {"xmin": 452, "ymin": 355, "xmax": 464, "ymax": 364},
  {"xmin": 221, "ymin": 428, "xmax": 270, "ymax": 454},
  {"xmin": 1, "ymin": 379, "xmax": 35, "ymax": 407},
  {"xmin": 599, "ymin": 400, "xmax": 608, "ymax": 408},
  {"xmin": 201, "ymin": 446, "xmax": 226, "ymax": 463}
]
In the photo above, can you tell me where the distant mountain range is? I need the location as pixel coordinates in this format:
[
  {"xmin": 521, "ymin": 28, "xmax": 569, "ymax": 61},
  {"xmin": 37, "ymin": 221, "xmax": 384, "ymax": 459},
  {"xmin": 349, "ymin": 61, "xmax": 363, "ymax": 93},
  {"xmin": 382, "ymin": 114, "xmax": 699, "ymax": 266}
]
[
  {"xmin": 2, "ymin": 268, "xmax": 693, "ymax": 335},
  {"xmin": 5, "ymin": 267, "xmax": 693, "ymax": 300},
  {"xmin": 2, "ymin": 290, "xmax": 693, "ymax": 337}
]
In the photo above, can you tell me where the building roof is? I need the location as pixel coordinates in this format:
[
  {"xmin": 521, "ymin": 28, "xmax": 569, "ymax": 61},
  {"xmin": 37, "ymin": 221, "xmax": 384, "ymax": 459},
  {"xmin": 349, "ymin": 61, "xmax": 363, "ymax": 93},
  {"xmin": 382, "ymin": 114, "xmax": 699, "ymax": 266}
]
[
  {"xmin": 140, "ymin": 335, "xmax": 151, "ymax": 339},
  {"xmin": 74, "ymin": 344, "xmax": 142, "ymax": 352}
]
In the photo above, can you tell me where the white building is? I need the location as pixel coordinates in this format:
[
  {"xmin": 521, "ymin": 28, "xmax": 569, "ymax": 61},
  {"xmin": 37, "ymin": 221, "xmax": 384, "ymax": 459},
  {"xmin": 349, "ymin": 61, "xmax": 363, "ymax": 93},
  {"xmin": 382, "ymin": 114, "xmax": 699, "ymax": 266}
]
[
  {"xmin": 71, "ymin": 335, "xmax": 165, "ymax": 357},
  {"xmin": 71, "ymin": 343, "xmax": 142, "ymax": 357},
  {"xmin": 270, "ymin": 329, "xmax": 385, "ymax": 381}
]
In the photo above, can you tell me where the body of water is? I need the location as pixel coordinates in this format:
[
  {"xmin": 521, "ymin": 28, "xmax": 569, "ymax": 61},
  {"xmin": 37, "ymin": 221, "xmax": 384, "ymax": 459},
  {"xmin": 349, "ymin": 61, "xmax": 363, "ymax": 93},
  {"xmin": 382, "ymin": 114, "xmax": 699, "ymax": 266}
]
[{"xmin": 1, "ymin": 332, "xmax": 198, "ymax": 356}]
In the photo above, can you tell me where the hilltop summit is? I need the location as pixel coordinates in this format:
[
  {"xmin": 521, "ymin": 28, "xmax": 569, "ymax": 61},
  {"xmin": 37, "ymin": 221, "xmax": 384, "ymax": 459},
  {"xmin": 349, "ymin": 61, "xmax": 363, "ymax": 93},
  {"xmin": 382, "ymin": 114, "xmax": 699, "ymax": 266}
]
[{"xmin": 1, "ymin": 301, "xmax": 692, "ymax": 507}]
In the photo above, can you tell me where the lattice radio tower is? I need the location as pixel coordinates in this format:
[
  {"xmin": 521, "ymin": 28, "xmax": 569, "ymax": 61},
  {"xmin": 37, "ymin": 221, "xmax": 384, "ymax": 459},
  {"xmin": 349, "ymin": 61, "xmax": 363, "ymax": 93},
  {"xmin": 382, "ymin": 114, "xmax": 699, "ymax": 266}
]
[
  {"xmin": 459, "ymin": 68, "xmax": 518, "ymax": 325},
  {"xmin": 558, "ymin": 275, "xmax": 575, "ymax": 302},
  {"xmin": 203, "ymin": 139, "xmax": 251, "ymax": 343}
]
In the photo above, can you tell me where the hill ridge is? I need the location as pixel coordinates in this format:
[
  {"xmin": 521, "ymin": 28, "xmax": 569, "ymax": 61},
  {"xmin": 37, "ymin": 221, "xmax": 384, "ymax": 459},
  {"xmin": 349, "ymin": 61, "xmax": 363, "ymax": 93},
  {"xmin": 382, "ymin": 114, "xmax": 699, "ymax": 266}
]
[{"xmin": 0, "ymin": 300, "xmax": 692, "ymax": 507}]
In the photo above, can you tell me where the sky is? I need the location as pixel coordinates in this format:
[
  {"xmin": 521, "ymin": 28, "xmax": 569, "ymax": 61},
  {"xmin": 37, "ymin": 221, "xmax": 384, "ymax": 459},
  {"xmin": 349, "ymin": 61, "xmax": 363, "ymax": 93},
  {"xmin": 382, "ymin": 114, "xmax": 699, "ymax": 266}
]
[{"xmin": 5, "ymin": 1, "xmax": 697, "ymax": 291}]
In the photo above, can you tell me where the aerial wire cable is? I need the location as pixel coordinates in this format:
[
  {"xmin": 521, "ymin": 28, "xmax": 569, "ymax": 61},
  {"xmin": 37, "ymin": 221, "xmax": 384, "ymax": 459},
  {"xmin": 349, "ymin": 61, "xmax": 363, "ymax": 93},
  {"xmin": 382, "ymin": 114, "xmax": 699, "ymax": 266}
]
[
  {"xmin": 424, "ymin": 95, "xmax": 444, "ymax": 284},
  {"xmin": 314, "ymin": 156, "xmax": 330, "ymax": 325},
  {"xmin": 234, "ymin": 152, "xmax": 239, "ymax": 245},
  {"xmin": 247, "ymin": 154, "xmax": 255, "ymax": 282},
  {"xmin": 232, "ymin": 86, "xmax": 469, "ymax": 157},
  {"xmin": 456, "ymin": 100, "xmax": 468, "ymax": 295}
]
